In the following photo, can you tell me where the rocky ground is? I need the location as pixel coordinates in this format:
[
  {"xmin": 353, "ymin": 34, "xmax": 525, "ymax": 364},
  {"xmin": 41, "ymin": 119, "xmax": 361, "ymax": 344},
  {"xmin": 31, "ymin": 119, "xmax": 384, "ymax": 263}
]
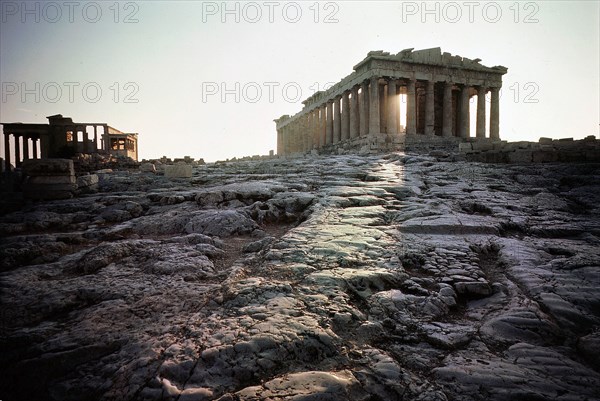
[{"xmin": 1, "ymin": 153, "xmax": 599, "ymax": 401}]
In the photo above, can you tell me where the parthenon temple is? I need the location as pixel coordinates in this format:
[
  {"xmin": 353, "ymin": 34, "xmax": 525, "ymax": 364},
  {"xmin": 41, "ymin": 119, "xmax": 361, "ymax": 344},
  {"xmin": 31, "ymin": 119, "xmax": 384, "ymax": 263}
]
[
  {"xmin": 275, "ymin": 47, "xmax": 507, "ymax": 155},
  {"xmin": 1, "ymin": 114, "xmax": 138, "ymax": 170}
]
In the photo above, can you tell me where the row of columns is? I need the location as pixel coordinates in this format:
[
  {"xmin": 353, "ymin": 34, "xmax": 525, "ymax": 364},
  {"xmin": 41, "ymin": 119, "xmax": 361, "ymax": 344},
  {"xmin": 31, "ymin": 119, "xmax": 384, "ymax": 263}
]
[
  {"xmin": 277, "ymin": 77, "xmax": 500, "ymax": 155},
  {"xmin": 2, "ymin": 124, "xmax": 106, "ymax": 170},
  {"xmin": 3, "ymin": 133, "xmax": 41, "ymax": 171},
  {"xmin": 75, "ymin": 124, "xmax": 104, "ymax": 153}
]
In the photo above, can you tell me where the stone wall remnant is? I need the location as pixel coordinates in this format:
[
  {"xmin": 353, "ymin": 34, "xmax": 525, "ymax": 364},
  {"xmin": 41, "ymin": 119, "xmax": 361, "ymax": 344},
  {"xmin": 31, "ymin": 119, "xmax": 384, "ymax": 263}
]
[
  {"xmin": 21, "ymin": 159, "xmax": 77, "ymax": 200},
  {"xmin": 460, "ymin": 136, "xmax": 600, "ymax": 163}
]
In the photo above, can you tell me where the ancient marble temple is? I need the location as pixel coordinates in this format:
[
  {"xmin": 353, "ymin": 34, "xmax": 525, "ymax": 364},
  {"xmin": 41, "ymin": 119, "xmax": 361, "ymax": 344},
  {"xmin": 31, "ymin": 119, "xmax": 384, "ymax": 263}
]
[{"xmin": 275, "ymin": 47, "xmax": 508, "ymax": 155}]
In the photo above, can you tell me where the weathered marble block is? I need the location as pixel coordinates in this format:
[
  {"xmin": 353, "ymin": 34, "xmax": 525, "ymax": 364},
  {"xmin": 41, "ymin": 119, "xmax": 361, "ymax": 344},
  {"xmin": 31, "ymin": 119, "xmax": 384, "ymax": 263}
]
[
  {"xmin": 164, "ymin": 164, "xmax": 192, "ymax": 178},
  {"xmin": 140, "ymin": 163, "xmax": 156, "ymax": 173},
  {"xmin": 77, "ymin": 174, "xmax": 99, "ymax": 194},
  {"xmin": 22, "ymin": 159, "xmax": 77, "ymax": 200}
]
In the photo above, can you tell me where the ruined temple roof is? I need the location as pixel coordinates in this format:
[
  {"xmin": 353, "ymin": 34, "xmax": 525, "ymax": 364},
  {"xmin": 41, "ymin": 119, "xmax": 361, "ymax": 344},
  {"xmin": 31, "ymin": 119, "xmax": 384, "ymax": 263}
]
[{"xmin": 353, "ymin": 47, "xmax": 508, "ymax": 74}]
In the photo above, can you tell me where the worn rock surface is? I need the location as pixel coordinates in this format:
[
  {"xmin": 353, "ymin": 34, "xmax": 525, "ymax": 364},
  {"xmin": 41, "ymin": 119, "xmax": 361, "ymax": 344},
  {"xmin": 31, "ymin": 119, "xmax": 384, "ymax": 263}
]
[{"xmin": 1, "ymin": 153, "xmax": 599, "ymax": 401}]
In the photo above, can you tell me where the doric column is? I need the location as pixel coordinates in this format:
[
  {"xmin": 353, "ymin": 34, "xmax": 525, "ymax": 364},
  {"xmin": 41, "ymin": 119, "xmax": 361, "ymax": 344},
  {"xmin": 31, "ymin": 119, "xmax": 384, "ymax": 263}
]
[
  {"xmin": 308, "ymin": 110, "xmax": 314, "ymax": 149},
  {"xmin": 387, "ymin": 79, "xmax": 398, "ymax": 135},
  {"xmin": 284, "ymin": 125, "xmax": 290, "ymax": 154},
  {"xmin": 293, "ymin": 122, "xmax": 299, "ymax": 153},
  {"xmin": 291, "ymin": 123, "xmax": 297, "ymax": 153},
  {"xmin": 341, "ymin": 91, "xmax": 350, "ymax": 140},
  {"xmin": 71, "ymin": 126, "xmax": 78, "ymax": 152},
  {"xmin": 302, "ymin": 116, "xmax": 308, "ymax": 152},
  {"xmin": 350, "ymin": 86, "xmax": 359, "ymax": 138},
  {"xmin": 459, "ymin": 85, "xmax": 470, "ymax": 138},
  {"xmin": 490, "ymin": 87, "xmax": 500, "ymax": 139},
  {"xmin": 299, "ymin": 119, "xmax": 303, "ymax": 152},
  {"xmin": 294, "ymin": 122, "xmax": 298, "ymax": 153},
  {"xmin": 305, "ymin": 113, "xmax": 312, "ymax": 151},
  {"xmin": 4, "ymin": 133, "xmax": 11, "ymax": 171},
  {"xmin": 326, "ymin": 101, "xmax": 333, "ymax": 145},
  {"xmin": 379, "ymin": 81, "xmax": 386, "ymax": 133},
  {"xmin": 333, "ymin": 96, "xmax": 341, "ymax": 143},
  {"xmin": 82, "ymin": 125, "xmax": 89, "ymax": 153},
  {"xmin": 313, "ymin": 110, "xmax": 319, "ymax": 149},
  {"xmin": 442, "ymin": 82, "xmax": 453, "ymax": 137},
  {"xmin": 406, "ymin": 79, "xmax": 417, "ymax": 135},
  {"xmin": 368, "ymin": 77, "xmax": 381, "ymax": 134},
  {"xmin": 476, "ymin": 86, "xmax": 487, "ymax": 138},
  {"xmin": 315, "ymin": 107, "xmax": 323, "ymax": 149},
  {"xmin": 93, "ymin": 125, "xmax": 98, "ymax": 151},
  {"xmin": 23, "ymin": 135, "xmax": 30, "ymax": 161},
  {"xmin": 32, "ymin": 137, "xmax": 38, "ymax": 159},
  {"xmin": 299, "ymin": 116, "xmax": 305, "ymax": 152},
  {"xmin": 14, "ymin": 135, "xmax": 21, "ymax": 166},
  {"xmin": 425, "ymin": 80, "xmax": 435, "ymax": 135},
  {"xmin": 103, "ymin": 125, "xmax": 109, "ymax": 151},
  {"xmin": 296, "ymin": 118, "xmax": 302, "ymax": 152},
  {"xmin": 360, "ymin": 81, "xmax": 369, "ymax": 136},
  {"xmin": 320, "ymin": 105, "xmax": 327, "ymax": 147},
  {"xmin": 69, "ymin": 126, "xmax": 77, "ymax": 153},
  {"xmin": 314, "ymin": 110, "xmax": 319, "ymax": 149},
  {"xmin": 395, "ymin": 80, "xmax": 401, "ymax": 131},
  {"xmin": 276, "ymin": 128, "xmax": 283, "ymax": 155},
  {"xmin": 279, "ymin": 127, "xmax": 284, "ymax": 155}
]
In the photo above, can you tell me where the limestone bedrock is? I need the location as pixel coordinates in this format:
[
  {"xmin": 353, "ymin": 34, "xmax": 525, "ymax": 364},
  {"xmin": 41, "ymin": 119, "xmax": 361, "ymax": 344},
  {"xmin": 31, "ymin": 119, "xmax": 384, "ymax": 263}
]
[{"xmin": 1, "ymin": 152, "xmax": 599, "ymax": 401}]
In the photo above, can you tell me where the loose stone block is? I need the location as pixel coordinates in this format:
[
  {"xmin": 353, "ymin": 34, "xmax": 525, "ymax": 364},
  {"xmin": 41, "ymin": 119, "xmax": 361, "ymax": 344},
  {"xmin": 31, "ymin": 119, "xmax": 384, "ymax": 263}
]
[
  {"xmin": 22, "ymin": 158, "xmax": 78, "ymax": 200},
  {"xmin": 165, "ymin": 164, "xmax": 193, "ymax": 178},
  {"xmin": 77, "ymin": 174, "xmax": 99, "ymax": 194},
  {"xmin": 140, "ymin": 162, "xmax": 156, "ymax": 173}
]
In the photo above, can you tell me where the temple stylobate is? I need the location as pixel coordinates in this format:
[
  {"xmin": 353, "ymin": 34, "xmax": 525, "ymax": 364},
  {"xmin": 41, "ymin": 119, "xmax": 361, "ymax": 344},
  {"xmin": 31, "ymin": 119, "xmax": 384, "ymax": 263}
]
[{"xmin": 275, "ymin": 47, "xmax": 507, "ymax": 155}]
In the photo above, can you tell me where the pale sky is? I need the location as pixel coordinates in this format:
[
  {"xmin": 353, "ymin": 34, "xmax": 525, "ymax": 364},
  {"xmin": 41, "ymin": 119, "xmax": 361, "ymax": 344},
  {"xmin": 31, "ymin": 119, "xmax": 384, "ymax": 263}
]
[{"xmin": 1, "ymin": 1, "xmax": 599, "ymax": 162}]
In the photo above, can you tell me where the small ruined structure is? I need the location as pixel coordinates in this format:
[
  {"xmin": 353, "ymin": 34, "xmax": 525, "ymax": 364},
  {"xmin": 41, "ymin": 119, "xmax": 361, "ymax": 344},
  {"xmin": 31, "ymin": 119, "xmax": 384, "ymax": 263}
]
[
  {"xmin": 1, "ymin": 114, "xmax": 139, "ymax": 170},
  {"xmin": 104, "ymin": 126, "xmax": 138, "ymax": 162},
  {"xmin": 275, "ymin": 47, "xmax": 507, "ymax": 155}
]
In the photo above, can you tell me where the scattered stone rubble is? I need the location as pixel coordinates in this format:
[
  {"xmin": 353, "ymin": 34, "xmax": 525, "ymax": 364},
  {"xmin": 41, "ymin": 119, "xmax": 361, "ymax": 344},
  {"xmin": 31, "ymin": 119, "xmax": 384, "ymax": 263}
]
[
  {"xmin": 0, "ymin": 153, "xmax": 599, "ymax": 400},
  {"xmin": 73, "ymin": 152, "xmax": 139, "ymax": 173}
]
